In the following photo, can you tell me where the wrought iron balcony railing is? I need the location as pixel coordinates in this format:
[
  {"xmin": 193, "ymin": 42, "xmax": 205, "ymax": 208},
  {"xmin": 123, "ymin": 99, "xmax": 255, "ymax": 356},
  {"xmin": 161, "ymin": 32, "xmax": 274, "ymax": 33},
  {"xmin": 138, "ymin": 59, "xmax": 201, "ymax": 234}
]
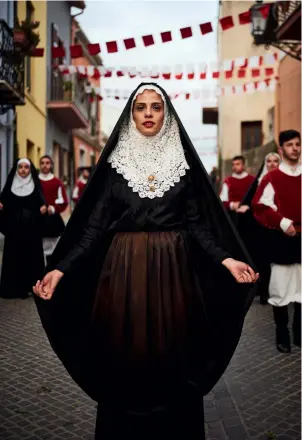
[{"xmin": 0, "ymin": 20, "xmax": 25, "ymax": 111}]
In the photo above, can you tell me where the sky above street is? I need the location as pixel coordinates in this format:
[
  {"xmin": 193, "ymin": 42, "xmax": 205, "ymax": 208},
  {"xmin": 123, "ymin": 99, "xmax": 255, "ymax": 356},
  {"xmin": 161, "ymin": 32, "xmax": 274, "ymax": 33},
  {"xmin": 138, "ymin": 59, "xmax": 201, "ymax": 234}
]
[{"xmin": 77, "ymin": 0, "xmax": 219, "ymax": 170}]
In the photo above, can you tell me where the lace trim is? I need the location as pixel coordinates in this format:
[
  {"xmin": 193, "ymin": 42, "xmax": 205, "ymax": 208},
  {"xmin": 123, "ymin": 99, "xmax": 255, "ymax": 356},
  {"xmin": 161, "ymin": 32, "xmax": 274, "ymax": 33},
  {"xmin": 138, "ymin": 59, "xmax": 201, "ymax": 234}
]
[{"xmin": 108, "ymin": 85, "xmax": 189, "ymax": 199}]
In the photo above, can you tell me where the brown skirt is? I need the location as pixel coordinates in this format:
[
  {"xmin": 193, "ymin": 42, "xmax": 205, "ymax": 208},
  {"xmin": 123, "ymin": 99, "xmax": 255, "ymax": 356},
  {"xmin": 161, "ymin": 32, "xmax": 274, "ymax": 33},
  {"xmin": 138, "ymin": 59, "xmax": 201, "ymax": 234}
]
[{"xmin": 91, "ymin": 231, "xmax": 207, "ymax": 408}]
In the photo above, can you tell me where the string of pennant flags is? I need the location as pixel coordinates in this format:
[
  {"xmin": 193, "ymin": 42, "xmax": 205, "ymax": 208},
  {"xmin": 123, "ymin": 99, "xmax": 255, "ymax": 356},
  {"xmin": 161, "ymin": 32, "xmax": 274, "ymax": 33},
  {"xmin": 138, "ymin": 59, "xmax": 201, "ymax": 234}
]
[
  {"xmin": 31, "ymin": 5, "xmax": 270, "ymax": 57},
  {"xmin": 56, "ymin": 53, "xmax": 278, "ymax": 81},
  {"xmin": 86, "ymin": 77, "xmax": 277, "ymax": 102}
]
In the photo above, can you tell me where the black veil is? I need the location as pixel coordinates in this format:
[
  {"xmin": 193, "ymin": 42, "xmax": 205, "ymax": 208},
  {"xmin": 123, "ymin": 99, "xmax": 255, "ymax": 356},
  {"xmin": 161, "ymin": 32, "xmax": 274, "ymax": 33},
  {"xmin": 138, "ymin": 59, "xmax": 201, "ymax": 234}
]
[
  {"xmin": 34, "ymin": 83, "xmax": 257, "ymax": 402},
  {"xmin": 0, "ymin": 159, "xmax": 45, "ymax": 234}
]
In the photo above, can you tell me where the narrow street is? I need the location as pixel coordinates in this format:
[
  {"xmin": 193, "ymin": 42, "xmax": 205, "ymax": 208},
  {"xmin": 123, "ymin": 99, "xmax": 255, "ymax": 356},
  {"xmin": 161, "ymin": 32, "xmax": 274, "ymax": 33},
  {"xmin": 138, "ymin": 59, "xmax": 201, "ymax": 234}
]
[{"xmin": 0, "ymin": 296, "xmax": 300, "ymax": 440}]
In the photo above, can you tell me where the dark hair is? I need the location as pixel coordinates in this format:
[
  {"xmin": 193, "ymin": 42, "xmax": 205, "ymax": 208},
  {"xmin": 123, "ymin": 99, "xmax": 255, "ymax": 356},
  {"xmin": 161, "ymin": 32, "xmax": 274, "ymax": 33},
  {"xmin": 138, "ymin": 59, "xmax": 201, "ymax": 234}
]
[
  {"xmin": 232, "ymin": 155, "xmax": 245, "ymax": 164},
  {"xmin": 40, "ymin": 155, "xmax": 54, "ymax": 164},
  {"xmin": 279, "ymin": 130, "xmax": 301, "ymax": 146}
]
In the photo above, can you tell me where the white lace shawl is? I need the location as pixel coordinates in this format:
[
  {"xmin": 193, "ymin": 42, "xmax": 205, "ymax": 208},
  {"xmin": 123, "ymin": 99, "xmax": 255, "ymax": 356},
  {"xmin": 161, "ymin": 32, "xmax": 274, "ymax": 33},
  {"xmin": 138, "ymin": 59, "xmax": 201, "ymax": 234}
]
[{"xmin": 107, "ymin": 85, "xmax": 189, "ymax": 199}]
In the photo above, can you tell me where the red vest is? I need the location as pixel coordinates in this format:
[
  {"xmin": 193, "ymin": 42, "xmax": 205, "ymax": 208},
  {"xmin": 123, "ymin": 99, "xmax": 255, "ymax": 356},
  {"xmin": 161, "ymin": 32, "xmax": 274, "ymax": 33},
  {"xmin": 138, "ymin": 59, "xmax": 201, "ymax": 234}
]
[{"xmin": 224, "ymin": 174, "xmax": 255, "ymax": 203}]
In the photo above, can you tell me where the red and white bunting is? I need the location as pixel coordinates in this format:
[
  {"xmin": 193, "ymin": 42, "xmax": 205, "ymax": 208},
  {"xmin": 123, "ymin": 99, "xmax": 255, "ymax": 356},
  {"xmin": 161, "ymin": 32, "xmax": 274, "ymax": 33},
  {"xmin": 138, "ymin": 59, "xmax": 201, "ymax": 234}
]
[
  {"xmin": 32, "ymin": 6, "xmax": 273, "ymax": 57},
  {"xmin": 87, "ymin": 77, "xmax": 277, "ymax": 101},
  {"xmin": 57, "ymin": 53, "xmax": 277, "ymax": 80}
]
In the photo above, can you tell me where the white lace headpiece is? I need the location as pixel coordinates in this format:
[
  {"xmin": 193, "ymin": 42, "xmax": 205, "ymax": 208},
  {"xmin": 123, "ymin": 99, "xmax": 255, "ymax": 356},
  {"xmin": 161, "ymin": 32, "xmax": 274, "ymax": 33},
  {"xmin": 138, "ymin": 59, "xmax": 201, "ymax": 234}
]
[{"xmin": 107, "ymin": 85, "xmax": 189, "ymax": 199}]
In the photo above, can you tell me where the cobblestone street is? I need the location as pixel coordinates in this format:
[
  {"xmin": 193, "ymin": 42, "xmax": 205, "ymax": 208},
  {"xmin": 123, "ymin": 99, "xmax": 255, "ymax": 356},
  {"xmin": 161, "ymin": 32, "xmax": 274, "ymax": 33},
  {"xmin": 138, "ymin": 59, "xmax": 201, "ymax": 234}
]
[{"xmin": 0, "ymin": 297, "xmax": 300, "ymax": 440}]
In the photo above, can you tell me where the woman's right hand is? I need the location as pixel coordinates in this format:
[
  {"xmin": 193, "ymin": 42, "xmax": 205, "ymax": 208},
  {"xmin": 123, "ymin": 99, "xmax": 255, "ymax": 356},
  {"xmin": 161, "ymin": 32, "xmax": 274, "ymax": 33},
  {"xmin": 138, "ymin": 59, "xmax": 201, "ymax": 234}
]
[{"xmin": 33, "ymin": 270, "xmax": 64, "ymax": 300}]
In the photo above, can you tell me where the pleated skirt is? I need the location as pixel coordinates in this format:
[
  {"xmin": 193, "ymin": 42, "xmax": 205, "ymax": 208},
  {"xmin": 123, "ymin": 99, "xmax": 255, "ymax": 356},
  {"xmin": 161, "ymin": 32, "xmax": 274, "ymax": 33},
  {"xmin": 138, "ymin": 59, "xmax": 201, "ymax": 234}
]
[{"xmin": 92, "ymin": 231, "xmax": 206, "ymax": 438}]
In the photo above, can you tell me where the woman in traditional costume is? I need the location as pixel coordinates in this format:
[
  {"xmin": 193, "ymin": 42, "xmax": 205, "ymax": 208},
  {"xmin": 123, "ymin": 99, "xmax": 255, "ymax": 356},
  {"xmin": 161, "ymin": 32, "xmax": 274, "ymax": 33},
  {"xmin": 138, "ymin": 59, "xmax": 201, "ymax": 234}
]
[
  {"xmin": 237, "ymin": 152, "xmax": 281, "ymax": 304},
  {"xmin": 0, "ymin": 159, "xmax": 46, "ymax": 299},
  {"xmin": 33, "ymin": 84, "xmax": 258, "ymax": 439}
]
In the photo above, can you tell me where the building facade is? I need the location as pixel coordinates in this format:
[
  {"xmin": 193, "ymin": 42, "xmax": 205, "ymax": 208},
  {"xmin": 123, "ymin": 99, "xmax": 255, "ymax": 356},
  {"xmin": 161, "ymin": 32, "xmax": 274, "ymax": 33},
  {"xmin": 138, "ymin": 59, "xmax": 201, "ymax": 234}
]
[
  {"xmin": 0, "ymin": 1, "xmax": 24, "ymax": 189},
  {"xmin": 217, "ymin": 1, "xmax": 279, "ymax": 177},
  {"xmin": 15, "ymin": 0, "xmax": 47, "ymax": 166},
  {"xmin": 71, "ymin": 18, "xmax": 103, "ymax": 178},
  {"xmin": 45, "ymin": 0, "xmax": 88, "ymax": 197}
]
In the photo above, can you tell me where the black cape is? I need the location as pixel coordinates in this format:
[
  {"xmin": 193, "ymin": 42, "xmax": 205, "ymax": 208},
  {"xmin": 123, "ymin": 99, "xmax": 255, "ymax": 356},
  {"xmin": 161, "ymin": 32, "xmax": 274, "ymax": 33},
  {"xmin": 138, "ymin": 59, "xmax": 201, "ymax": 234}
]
[
  {"xmin": 34, "ymin": 83, "xmax": 257, "ymax": 402},
  {"xmin": 0, "ymin": 160, "xmax": 45, "ymax": 298}
]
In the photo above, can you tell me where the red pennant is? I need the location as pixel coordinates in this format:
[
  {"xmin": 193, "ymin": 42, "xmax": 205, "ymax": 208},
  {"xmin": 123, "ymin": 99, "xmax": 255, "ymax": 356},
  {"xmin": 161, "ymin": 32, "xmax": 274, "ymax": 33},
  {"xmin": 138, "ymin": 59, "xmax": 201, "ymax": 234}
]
[
  {"xmin": 151, "ymin": 74, "xmax": 160, "ymax": 79},
  {"xmin": 220, "ymin": 16, "xmax": 234, "ymax": 31},
  {"xmin": 252, "ymin": 68, "xmax": 260, "ymax": 77},
  {"xmin": 188, "ymin": 73, "xmax": 195, "ymax": 80},
  {"xmin": 243, "ymin": 84, "xmax": 247, "ymax": 93},
  {"xmin": 115, "ymin": 96, "xmax": 120, "ymax": 100},
  {"xmin": 77, "ymin": 68, "xmax": 87, "ymax": 79},
  {"xmin": 97, "ymin": 96, "xmax": 103, "ymax": 102},
  {"xmin": 265, "ymin": 78, "xmax": 271, "ymax": 87},
  {"xmin": 259, "ymin": 56, "xmax": 264, "ymax": 66},
  {"xmin": 104, "ymin": 70, "xmax": 113, "ymax": 78},
  {"xmin": 265, "ymin": 67, "xmax": 274, "ymax": 76},
  {"xmin": 124, "ymin": 38, "xmax": 136, "ymax": 50},
  {"xmin": 116, "ymin": 70, "xmax": 124, "ymax": 77},
  {"xmin": 106, "ymin": 41, "xmax": 118, "ymax": 53},
  {"xmin": 185, "ymin": 93, "xmax": 190, "ymax": 100},
  {"xmin": 274, "ymin": 52, "xmax": 279, "ymax": 61},
  {"xmin": 142, "ymin": 35, "xmax": 155, "ymax": 46},
  {"xmin": 70, "ymin": 44, "xmax": 83, "ymax": 58},
  {"xmin": 254, "ymin": 81, "xmax": 259, "ymax": 89},
  {"xmin": 161, "ymin": 31, "xmax": 172, "ymax": 43},
  {"xmin": 200, "ymin": 72, "xmax": 206, "ymax": 80},
  {"xmin": 225, "ymin": 70, "xmax": 233, "ymax": 79},
  {"xmin": 129, "ymin": 73, "xmax": 136, "ymax": 78},
  {"xmin": 200, "ymin": 22, "xmax": 213, "ymax": 35},
  {"xmin": 88, "ymin": 43, "xmax": 101, "ymax": 56},
  {"xmin": 212, "ymin": 71, "xmax": 220, "ymax": 79},
  {"xmin": 162, "ymin": 73, "xmax": 171, "ymax": 80},
  {"xmin": 238, "ymin": 69, "xmax": 246, "ymax": 78},
  {"xmin": 260, "ymin": 4, "xmax": 270, "ymax": 19},
  {"xmin": 92, "ymin": 68, "xmax": 101, "ymax": 80},
  {"xmin": 52, "ymin": 46, "xmax": 65, "ymax": 58},
  {"xmin": 59, "ymin": 67, "xmax": 70, "ymax": 75},
  {"xmin": 175, "ymin": 73, "xmax": 183, "ymax": 80},
  {"xmin": 30, "ymin": 48, "xmax": 44, "ymax": 57},
  {"xmin": 180, "ymin": 27, "xmax": 192, "ymax": 39},
  {"xmin": 239, "ymin": 10, "xmax": 251, "ymax": 25}
]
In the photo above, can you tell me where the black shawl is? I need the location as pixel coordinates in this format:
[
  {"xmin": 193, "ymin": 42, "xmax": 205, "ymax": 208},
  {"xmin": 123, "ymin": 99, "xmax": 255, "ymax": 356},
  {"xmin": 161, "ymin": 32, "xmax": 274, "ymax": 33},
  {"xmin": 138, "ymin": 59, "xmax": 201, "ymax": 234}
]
[{"xmin": 34, "ymin": 83, "xmax": 257, "ymax": 401}]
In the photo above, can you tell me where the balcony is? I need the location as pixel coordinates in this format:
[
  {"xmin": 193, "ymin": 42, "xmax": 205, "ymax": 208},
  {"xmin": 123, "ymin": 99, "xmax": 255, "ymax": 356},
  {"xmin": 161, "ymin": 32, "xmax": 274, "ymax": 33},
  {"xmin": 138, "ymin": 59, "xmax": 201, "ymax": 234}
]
[
  {"xmin": 47, "ymin": 73, "xmax": 90, "ymax": 130},
  {"xmin": 275, "ymin": 1, "xmax": 301, "ymax": 41},
  {"xmin": 0, "ymin": 20, "xmax": 25, "ymax": 109}
]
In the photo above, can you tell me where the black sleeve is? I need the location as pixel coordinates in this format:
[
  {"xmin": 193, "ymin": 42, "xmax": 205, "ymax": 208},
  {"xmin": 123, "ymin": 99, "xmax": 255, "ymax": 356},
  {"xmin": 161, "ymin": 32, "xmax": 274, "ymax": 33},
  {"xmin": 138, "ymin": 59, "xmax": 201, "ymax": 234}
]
[
  {"xmin": 56, "ymin": 180, "xmax": 114, "ymax": 274},
  {"xmin": 185, "ymin": 175, "xmax": 231, "ymax": 264}
]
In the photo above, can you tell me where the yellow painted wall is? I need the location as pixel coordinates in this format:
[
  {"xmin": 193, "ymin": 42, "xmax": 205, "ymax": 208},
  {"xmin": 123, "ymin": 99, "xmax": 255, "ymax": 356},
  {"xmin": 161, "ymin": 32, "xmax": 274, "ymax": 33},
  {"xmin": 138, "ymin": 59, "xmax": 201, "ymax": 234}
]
[{"xmin": 16, "ymin": 0, "xmax": 47, "ymax": 166}]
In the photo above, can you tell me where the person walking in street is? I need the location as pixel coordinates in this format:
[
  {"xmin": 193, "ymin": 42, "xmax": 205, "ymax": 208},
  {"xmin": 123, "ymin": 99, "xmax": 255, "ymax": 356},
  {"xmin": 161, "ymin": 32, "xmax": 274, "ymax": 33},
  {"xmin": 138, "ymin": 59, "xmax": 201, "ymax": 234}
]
[
  {"xmin": 72, "ymin": 166, "xmax": 91, "ymax": 205},
  {"xmin": 253, "ymin": 130, "xmax": 301, "ymax": 353},
  {"xmin": 0, "ymin": 159, "xmax": 45, "ymax": 299},
  {"xmin": 209, "ymin": 166, "xmax": 220, "ymax": 193},
  {"xmin": 220, "ymin": 156, "xmax": 255, "ymax": 225},
  {"xmin": 33, "ymin": 83, "xmax": 258, "ymax": 440},
  {"xmin": 236, "ymin": 152, "xmax": 281, "ymax": 305},
  {"xmin": 39, "ymin": 155, "xmax": 69, "ymax": 264}
]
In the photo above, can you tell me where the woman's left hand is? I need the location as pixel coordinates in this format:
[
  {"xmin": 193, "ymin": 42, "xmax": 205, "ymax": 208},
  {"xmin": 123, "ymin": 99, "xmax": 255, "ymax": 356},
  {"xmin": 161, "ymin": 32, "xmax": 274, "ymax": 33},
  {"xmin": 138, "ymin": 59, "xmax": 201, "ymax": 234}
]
[{"xmin": 222, "ymin": 258, "xmax": 259, "ymax": 284}]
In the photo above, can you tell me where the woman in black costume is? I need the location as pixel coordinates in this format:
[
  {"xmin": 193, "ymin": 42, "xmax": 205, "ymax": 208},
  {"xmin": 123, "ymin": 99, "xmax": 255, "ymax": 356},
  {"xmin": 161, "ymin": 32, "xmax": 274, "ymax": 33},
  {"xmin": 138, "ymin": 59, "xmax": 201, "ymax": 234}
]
[
  {"xmin": 0, "ymin": 158, "xmax": 45, "ymax": 299},
  {"xmin": 33, "ymin": 84, "xmax": 258, "ymax": 439},
  {"xmin": 237, "ymin": 152, "xmax": 281, "ymax": 304}
]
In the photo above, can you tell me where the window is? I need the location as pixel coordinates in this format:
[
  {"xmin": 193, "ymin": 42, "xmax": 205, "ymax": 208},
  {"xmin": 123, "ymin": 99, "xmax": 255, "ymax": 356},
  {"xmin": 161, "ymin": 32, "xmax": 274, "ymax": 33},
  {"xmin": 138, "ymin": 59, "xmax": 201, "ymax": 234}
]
[
  {"xmin": 241, "ymin": 121, "xmax": 263, "ymax": 151},
  {"xmin": 26, "ymin": 139, "xmax": 34, "ymax": 161},
  {"xmin": 90, "ymin": 153, "xmax": 96, "ymax": 166},
  {"xmin": 51, "ymin": 24, "xmax": 65, "ymax": 100},
  {"xmin": 25, "ymin": 1, "xmax": 34, "ymax": 92},
  {"xmin": 79, "ymin": 148, "xmax": 85, "ymax": 167}
]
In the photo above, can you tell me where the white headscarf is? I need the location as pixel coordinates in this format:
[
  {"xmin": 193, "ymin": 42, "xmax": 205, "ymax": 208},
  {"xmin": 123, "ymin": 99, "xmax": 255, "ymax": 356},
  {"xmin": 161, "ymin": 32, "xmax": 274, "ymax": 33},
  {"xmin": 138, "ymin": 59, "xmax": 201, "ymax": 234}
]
[
  {"xmin": 11, "ymin": 158, "xmax": 35, "ymax": 197},
  {"xmin": 107, "ymin": 85, "xmax": 189, "ymax": 199},
  {"xmin": 258, "ymin": 152, "xmax": 281, "ymax": 184}
]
